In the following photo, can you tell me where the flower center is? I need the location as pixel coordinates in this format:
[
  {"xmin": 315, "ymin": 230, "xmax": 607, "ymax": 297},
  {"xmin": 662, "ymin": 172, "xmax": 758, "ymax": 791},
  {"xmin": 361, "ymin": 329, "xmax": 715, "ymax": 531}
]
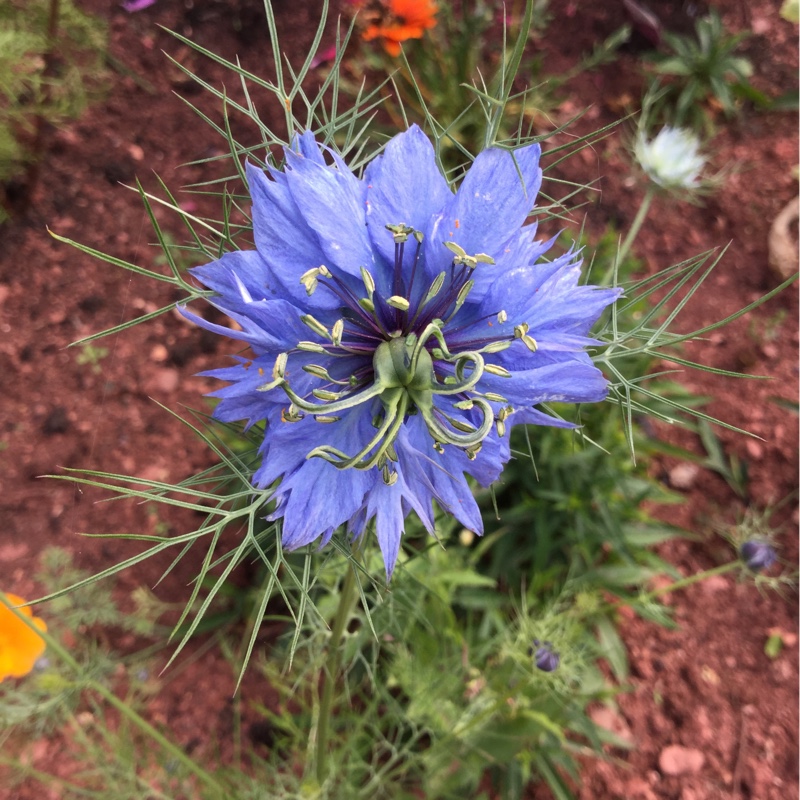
[{"xmin": 258, "ymin": 225, "xmax": 537, "ymax": 481}]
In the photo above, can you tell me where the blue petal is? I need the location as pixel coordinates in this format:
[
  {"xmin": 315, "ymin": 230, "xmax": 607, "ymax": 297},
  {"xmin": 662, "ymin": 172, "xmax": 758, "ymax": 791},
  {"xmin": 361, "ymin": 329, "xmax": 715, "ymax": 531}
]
[
  {"xmin": 246, "ymin": 162, "xmax": 342, "ymax": 311},
  {"xmin": 290, "ymin": 130, "xmax": 327, "ymax": 165},
  {"xmin": 397, "ymin": 416, "xmax": 484, "ymax": 533},
  {"xmin": 364, "ymin": 479, "xmax": 405, "ymax": 579},
  {"xmin": 363, "ymin": 125, "xmax": 451, "ymax": 292},
  {"xmin": 423, "ymin": 143, "xmax": 542, "ymax": 278},
  {"xmin": 511, "ymin": 407, "xmax": 578, "ymax": 429},
  {"xmin": 280, "ymin": 147, "xmax": 375, "ymax": 280},
  {"xmin": 480, "ymin": 359, "xmax": 610, "ymax": 406},
  {"xmin": 179, "ymin": 295, "xmax": 312, "ymax": 356},
  {"xmin": 255, "ymin": 408, "xmax": 378, "ymax": 549}
]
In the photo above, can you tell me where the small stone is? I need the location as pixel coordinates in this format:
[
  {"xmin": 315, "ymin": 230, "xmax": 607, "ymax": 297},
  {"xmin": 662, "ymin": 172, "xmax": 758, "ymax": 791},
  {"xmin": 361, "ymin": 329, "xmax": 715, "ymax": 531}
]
[
  {"xmin": 150, "ymin": 344, "xmax": 169, "ymax": 362},
  {"xmin": 771, "ymin": 659, "xmax": 793, "ymax": 683},
  {"xmin": 745, "ymin": 440, "xmax": 764, "ymax": 460},
  {"xmin": 760, "ymin": 343, "xmax": 778, "ymax": 360},
  {"xmin": 128, "ymin": 143, "xmax": 145, "ymax": 161},
  {"xmin": 695, "ymin": 707, "xmax": 712, "ymax": 741},
  {"xmin": 659, "ymin": 745, "xmax": 705, "ymax": 776},
  {"xmin": 590, "ymin": 706, "xmax": 634, "ymax": 746},
  {"xmin": 146, "ymin": 368, "xmax": 180, "ymax": 394},
  {"xmin": 668, "ymin": 463, "xmax": 699, "ymax": 490},
  {"xmin": 701, "ymin": 574, "xmax": 729, "ymax": 594},
  {"xmin": 0, "ymin": 542, "xmax": 29, "ymax": 561},
  {"xmin": 701, "ymin": 665, "xmax": 720, "ymax": 685}
]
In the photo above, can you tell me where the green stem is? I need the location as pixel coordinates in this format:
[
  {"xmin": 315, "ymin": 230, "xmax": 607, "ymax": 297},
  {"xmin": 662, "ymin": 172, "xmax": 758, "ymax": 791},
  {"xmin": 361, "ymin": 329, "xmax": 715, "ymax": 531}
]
[
  {"xmin": 644, "ymin": 560, "xmax": 739, "ymax": 598},
  {"xmin": 588, "ymin": 560, "xmax": 741, "ymax": 619},
  {"xmin": 0, "ymin": 594, "xmax": 225, "ymax": 795},
  {"xmin": 616, "ymin": 187, "xmax": 655, "ymax": 270},
  {"xmin": 316, "ymin": 560, "xmax": 359, "ymax": 785}
]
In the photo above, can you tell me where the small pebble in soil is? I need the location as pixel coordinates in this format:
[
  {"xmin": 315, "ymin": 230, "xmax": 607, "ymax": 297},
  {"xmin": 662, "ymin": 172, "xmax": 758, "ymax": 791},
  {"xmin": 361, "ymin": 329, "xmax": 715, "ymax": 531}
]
[
  {"xmin": 590, "ymin": 706, "xmax": 634, "ymax": 746},
  {"xmin": 658, "ymin": 744, "xmax": 705, "ymax": 776},
  {"xmin": 760, "ymin": 343, "xmax": 779, "ymax": 360},
  {"xmin": 146, "ymin": 368, "xmax": 180, "ymax": 394},
  {"xmin": 746, "ymin": 440, "xmax": 765, "ymax": 460},
  {"xmin": 150, "ymin": 343, "xmax": 169, "ymax": 362},
  {"xmin": 668, "ymin": 463, "xmax": 699, "ymax": 490}
]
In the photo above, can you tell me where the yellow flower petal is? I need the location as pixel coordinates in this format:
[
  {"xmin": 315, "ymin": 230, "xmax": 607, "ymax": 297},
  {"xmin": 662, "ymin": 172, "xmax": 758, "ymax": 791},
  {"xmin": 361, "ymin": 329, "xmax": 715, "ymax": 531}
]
[{"xmin": 0, "ymin": 593, "xmax": 47, "ymax": 682}]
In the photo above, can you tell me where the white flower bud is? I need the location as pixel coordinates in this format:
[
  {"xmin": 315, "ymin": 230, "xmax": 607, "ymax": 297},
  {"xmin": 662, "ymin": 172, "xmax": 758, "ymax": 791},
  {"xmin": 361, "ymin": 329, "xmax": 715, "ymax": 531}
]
[{"xmin": 635, "ymin": 127, "xmax": 706, "ymax": 191}]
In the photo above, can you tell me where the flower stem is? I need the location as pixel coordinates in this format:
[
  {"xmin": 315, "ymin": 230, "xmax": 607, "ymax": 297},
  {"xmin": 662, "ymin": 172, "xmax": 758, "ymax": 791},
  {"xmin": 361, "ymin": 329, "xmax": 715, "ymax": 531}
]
[
  {"xmin": 644, "ymin": 560, "xmax": 739, "ymax": 598},
  {"xmin": 316, "ymin": 559, "xmax": 359, "ymax": 785},
  {"xmin": 588, "ymin": 560, "xmax": 741, "ymax": 619},
  {"xmin": 616, "ymin": 187, "xmax": 655, "ymax": 270}
]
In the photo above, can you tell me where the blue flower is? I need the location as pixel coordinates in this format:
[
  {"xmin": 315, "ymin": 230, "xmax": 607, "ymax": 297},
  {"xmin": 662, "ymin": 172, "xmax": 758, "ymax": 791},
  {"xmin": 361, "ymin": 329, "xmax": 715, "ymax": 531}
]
[
  {"xmin": 740, "ymin": 540, "xmax": 777, "ymax": 573},
  {"xmin": 531, "ymin": 639, "xmax": 560, "ymax": 672},
  {"xmin": 182, "ymin": 125, "xmax": 620, "ymax": 577}
]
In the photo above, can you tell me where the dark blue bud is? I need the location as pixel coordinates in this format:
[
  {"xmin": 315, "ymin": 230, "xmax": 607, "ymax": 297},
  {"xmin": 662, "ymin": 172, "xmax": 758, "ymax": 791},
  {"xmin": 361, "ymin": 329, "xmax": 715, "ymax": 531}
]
[
  {"xmin": 534, "ymin": 641, "xmax": 560, "ymax": 672},
  {"xmin": 740, "ymin": 540, "xmax": 777, "ymax": 573}
]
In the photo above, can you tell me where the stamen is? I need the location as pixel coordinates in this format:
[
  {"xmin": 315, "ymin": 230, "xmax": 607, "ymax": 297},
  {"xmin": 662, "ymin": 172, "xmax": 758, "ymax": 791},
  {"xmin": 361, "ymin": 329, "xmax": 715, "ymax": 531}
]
[
  {"xmin": 444, "ymin": 241, "xmax": 496, "ymax": 269},
  {"xmin": 331, "ymin": 319, "xmax": 344, "ymax": 346},
  {"xmin": 405, "ymin": 233, "xmax": 424, "ymax": 303},
  {"xmin": 386, "ymin": 296, "xmax": 410, "ymax": 311},
  {"xmin": 256, "ymin": 352, "xmax": 288, "ymax": 391},
  {"xmin": 301, "ymin": 314, "xmax": 331, "ymax": 340},
  {"xmin": 299, "ymin": 265, "xmax": 331, "ymax": 295},
  {"xmin": 484, "ymin": 364, "xmax": 512, "ymax": 378},
  {"xmin": 309, "ymin": 389, "xmax": 410, "ymax": 470},
  {"xmin": 297, "ymin": 341, "xmax": 327, "ymax": 354}
]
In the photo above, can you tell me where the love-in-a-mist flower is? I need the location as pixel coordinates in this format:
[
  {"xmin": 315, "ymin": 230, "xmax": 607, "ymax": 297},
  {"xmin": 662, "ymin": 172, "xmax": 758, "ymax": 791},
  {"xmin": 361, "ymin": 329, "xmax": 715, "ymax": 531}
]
[
  {"xmin": 0, "ymin": 593, "xmax": 47, "ymax": 682},
  {"xmin": 740, "ymin": 540, "xmax": 777, "ymax": 573},
  {"xmin": 634, "ymin": 126, "xmax": 706, "ymax": 191},
  {"xmin": 532, "ymin": 639, "xmax": 560, "ymax": 673},
  {"xmin": 183, "ymin": 125, "xmax": 620, "ymax": 577},
  {"xmin": 358, "ymin": 0, "xmax": 438, "ymax": 56}
]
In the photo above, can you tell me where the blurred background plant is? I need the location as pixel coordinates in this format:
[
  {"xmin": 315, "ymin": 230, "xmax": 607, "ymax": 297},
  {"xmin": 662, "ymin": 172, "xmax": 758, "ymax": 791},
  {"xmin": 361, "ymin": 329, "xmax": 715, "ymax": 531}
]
[
  {"xmin": 0, "ymin": 0, "xmax": 107, "ymax": 220},
  {"xmin": 641, "ymin": 9, "xmax": 755, "ymax": 131},
  {"xmin": 342, "ymin": 0, "xmax": 628, "ymax": 171}
]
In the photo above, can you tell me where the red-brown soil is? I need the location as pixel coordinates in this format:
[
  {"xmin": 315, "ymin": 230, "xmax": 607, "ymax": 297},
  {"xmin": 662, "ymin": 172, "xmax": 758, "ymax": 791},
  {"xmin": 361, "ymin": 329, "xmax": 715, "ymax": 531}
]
[{"xmin": 1, "ymin": 2, "xmax": 797, "ymax": 799}]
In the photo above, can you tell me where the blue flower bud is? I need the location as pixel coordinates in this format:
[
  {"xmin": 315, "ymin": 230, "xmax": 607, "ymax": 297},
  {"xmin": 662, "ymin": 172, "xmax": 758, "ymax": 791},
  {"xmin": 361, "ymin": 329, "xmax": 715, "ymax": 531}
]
[
  {"xmin": 532, "ymin": 640, "xmax": 560, "ymax": 673},
  {"xmin": 740, "ymin": 540, "xmax": 777, "ymax": 573}
]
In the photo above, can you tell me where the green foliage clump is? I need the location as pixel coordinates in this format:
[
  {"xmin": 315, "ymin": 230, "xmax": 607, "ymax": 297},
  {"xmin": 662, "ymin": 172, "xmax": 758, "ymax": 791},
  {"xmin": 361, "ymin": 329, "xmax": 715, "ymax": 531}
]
[
  {"xmin": 0, "ymin": 548, "xmax": 152, "ymax": 735},
  {"xmin": 0, "ymin": 0, "xmax": 106, "ymax": 217},
  {"xmin": 343, "ymin": 1, "xmax": 627, "ymax": 173},
  {"xmin": 644, "ymin": 10, "xmax": 754, "ymax": 129}
]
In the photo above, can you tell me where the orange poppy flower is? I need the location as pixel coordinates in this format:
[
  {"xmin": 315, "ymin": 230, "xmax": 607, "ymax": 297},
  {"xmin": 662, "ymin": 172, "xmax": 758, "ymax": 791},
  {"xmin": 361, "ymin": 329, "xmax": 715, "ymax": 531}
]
[
  {"xmin": 361, "ymin": 0, "xmax": 438, "ymax": 57},
  {"xmin": 0, "ymin": 593, "xmax": 47, "ymax": 682}
]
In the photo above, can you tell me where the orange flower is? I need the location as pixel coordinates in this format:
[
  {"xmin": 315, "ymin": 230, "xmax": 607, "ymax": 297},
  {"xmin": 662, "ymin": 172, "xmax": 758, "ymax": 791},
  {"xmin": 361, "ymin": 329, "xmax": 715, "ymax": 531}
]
[
  {"xmin": 361, "ymin": 0, "xmax": 438, "ymax": 57},
  {"xmin": 0, "ymin": 593, "xmax": 47, "ymax": 682}
]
